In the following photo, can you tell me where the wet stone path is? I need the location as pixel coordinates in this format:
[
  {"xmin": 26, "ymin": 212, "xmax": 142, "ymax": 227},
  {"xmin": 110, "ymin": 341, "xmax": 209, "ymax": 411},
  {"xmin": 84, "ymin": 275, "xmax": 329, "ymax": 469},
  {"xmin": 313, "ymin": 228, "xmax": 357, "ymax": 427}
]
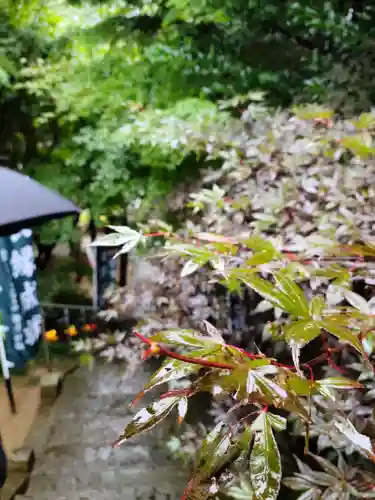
[{"xmin": 24, "ymin": 364, "xmax": 187, "ymax": 500}]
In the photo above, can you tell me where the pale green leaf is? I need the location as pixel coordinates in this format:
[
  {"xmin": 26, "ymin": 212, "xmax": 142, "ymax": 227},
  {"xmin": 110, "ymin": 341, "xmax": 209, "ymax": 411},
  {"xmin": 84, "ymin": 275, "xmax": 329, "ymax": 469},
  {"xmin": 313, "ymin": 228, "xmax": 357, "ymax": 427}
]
[
  {"xmin": 308, "ymin": 453, "xmax": 342, "ymax": 478},
  {"xmin": 285, "ymin": 321, "xmax": 321, "ymax": 375},
  {"xmin": 291, "ymin": 341, "xmax": 303, "ymax": 377},
  {"xmin": 296, "ymin": 489, "xmax": 322, "ymax": 500},
  {"xmin": 107, "ymin": 225, "xmax": 142, "ymax": 237},
  {"xmin": 195, "ymin": 422, "xmax": 239, "ymax": 479},
  {"xmin": 243, "ymin": 236, "xmax": 277, "ymax": 253},
  {"xmin": 343, "ymin": 289, "xmax": 370, "ymax": 315},
  {"xmin": 267, "ymin": 413, "xmax": 287, "ymax": 432},
  {"xmin": 250, "ymin": 413, "xmax": 282, "ymax": 500},
  {"xmin": 144, "ymin": 356, "xmax": 202, "ymax": 393},
  {"xmin": 320, "ymin": 319, "xmax": 362, "ymax": 352},
  {"xmin": 274, "ymin": 272, "xmax": 310, "ymax": 318},
  {"xmin": 241, "ymin": 275, "xmax": 293, "ymax": 314},
  {"xmin": 177, "ymin": 397, "xmax": 188, "ymax": 424},
  {"xmin": 334, "ymin": 417, "xmax": 375, "ymax": 461},
  {"xmin": 114, "ymin": 397, "xmax": 180, "ymax": 446},
  {"xmin": 90, "ymin": 232, "xmax": 139, "ymax": 247},
  {"xmin": 113, "ymin": 238, "xmax": 142, "ymax": 257},
  {"xmin": 285, "ymin": 321, "xmax": 321, "ymax": 346},
  {"xmin": 253, "ymin": 372, "xmax": 288, "ymax": 399},
  {"xmin": 246, "ymin": 249, "xmax": 277, "ymax": 266},
  {"xmin": 202, "ymin": 320, "xmax": 225, "ymax": 343},
  {"xmin": 150, "ymin": 329, "xmax": 223, "ymax": 347},
  {"xmin": 308, "ymin": 296, "xmax": 325, "ymax": 319},
  {"xmin": 317, "ymin": 377, "xmax": 362, "ymax": 390},
  {"xmin": 227, "ymin": 478, "xmax": 254, "ymax": 499},
  {"xmin": 195, "ymin": 232, "xmax": 237, "ymax": 244},
  {"xmin": 181, "ymin": 259, "xmax": 200, "ymax": 277}
]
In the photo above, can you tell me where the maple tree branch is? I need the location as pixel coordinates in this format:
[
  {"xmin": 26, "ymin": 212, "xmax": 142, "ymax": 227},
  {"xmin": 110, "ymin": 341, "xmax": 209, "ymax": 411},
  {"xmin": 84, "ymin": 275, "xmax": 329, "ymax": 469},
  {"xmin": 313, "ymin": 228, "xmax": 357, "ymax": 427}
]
[
  {"xmin": 134, "ymin": 331, "xmax": 333, "ymax": 378},
  {"xmin": 135, "ymin": 331, "xmax": 235, "ymax": 370}
]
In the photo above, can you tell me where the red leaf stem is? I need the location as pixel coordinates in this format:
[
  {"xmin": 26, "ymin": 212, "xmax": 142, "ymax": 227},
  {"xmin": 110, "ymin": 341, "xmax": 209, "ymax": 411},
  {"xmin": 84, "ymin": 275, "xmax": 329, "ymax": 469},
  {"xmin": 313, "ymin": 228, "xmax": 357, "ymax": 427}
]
[
  {"xmin": 134, "ymin": 331, "xmax": 235, "ymax": 370},
  {"xmin": 135, "ymin": 331, "xmax": 334, "ymax": 379}
]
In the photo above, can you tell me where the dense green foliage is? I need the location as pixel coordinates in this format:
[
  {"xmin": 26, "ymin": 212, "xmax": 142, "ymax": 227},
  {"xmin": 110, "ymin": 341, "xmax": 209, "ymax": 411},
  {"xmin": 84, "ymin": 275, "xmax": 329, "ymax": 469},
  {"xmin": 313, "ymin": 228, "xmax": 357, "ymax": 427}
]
[{"xmin": 2, "ymin": 0, "xmax": 375, "ymax": 243}]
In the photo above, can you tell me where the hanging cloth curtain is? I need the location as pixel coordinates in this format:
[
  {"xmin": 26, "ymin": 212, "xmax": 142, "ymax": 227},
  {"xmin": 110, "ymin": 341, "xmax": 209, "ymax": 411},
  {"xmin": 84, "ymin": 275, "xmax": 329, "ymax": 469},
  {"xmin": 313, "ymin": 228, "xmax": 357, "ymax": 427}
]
[
  {"xmin": 93, "ymin": 247, "xmax": 118, "ymax": 310},
  {"xmin": 0, "ymin": 229, "xmax": 41, "ymax": 369}
]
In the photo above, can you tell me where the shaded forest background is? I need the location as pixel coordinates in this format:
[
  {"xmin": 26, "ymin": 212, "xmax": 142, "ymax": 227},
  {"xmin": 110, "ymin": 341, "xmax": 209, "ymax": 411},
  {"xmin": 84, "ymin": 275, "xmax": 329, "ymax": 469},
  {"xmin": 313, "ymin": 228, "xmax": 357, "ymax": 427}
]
[{"xmin": 1, "ymin": 0, "xmax": 375, "ymax": 243}]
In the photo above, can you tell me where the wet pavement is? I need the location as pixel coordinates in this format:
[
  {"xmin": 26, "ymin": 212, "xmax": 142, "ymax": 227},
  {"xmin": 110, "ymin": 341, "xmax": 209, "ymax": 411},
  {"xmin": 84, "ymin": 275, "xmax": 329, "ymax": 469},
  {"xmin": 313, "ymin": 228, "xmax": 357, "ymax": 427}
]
[{"xmin": 24, "ymin": 363, "xmax": 187, "ymax": 500}]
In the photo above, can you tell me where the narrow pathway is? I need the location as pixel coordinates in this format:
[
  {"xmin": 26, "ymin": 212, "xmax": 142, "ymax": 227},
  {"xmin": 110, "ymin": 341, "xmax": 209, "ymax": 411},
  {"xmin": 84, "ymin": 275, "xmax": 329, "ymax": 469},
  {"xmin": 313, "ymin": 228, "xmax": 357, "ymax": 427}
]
[{"xmin": 24, "ymin": 364, "xmax": 187, "ymax": 500}]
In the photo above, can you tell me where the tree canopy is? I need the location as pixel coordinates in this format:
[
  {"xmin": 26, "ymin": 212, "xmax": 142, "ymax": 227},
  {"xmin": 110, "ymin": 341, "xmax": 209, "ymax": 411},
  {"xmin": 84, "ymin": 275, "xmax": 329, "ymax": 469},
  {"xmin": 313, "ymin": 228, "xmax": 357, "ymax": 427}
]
[{"xmin": 2, "ymin": 0, "xmax": 375, "ymax": 243}]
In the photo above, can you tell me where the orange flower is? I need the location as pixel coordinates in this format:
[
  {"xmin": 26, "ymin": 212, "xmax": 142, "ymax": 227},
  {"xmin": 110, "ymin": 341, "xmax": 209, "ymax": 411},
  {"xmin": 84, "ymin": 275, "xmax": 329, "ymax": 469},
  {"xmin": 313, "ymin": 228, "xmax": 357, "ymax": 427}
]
[
  {"xmin": 44, "ymin": 329, "xmax": 58, "ymax": 342},
  {"xmin": 65, "ymin": 325, "xmax": 78, "ymax": 337},
  {"xmin": 142, "ymin": 342, "xmax": 161, "ymax": 360},
  {"xmin": 82, "ymin": 323, "xmax": 97, "ymax": 333}
]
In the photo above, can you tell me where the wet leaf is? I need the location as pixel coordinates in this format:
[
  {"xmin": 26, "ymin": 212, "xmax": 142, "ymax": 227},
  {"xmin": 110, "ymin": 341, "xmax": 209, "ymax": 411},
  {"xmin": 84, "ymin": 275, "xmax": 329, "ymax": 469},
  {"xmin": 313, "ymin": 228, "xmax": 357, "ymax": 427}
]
[
  {"xmin": 90, "ymin": 231, "xmax": 141, "ymax": 248},
  {"xmin": 113, "ymin": 239, "xmax": 144, "ymax": 258},
  {"xmin": 285, "ymin": 321, "xmax": 321, "ymax": 375},
  {"xmin": 308, "ymin": 453, "xmax": 342, "ymax": 478},
  {"xmin": 150, "ymin": 329, "xmax": 223, "ymax": 347},
  {"xmin": 252, "ymin": 372, "xmax": 288, "ymax": 399},
  {"xmin": 296, "ymin": 488, "xmax": 322, "ymax": 499},
  {"xmin": 145, "ymin": 357, "xmax": 200, "ymax": 392},
  {"xmin": 236, "ymin": 427, "xmax": 253, "ymax": 454},
  {"xmin": 273, "ymin": 273, "xmax": 310, "ymax": 318},
  {"xmin": 291, "ymin": 342, "xmax": 303, "ymax": 377},
  {"xmin": 285, "ymin": 321, "xmax": 321, "ymax": 346},
  {"xmin": 202, "ymin": 320, "xmax": 225, "ymax": 343},
  {"xmin": 195, "ymin": 232, "xmax": 237, "ymax": 244},
  {"xmin": 144, "ymin": 346, "xmax": 225, "ymax": 395},
  {"xmin": 107, "ymin": 225, "xmax": 142, "ymax": 236},
  {"xmin": 340, "ymin": 136, "xmax": 375, "ymax": 159},
  {"xmin": 246, "ymin": 249, "xmax": 277, "ymax": 266},
  {"xmin": 243, "ymin": 358, "xmax": 275, "ymax": 369},
  {"xmin": 250, "ymin": 412, "xmax": 282, "ymax": 500},
  {"xmin": 181, "ymin": 259, "xmax": 200, "ymax": 277},
  {"xmin": 167, "ymin": 242, "xmax": 214, "ymax": 259},
  {"xmin": 284, "ymin": 372, "xmax": 315, "ymax": 396},
  {"xmin": 194, "ymin": 422, "xmax": 239, "ymax": 480},
  {"xmin": 242, "ymin": 272, "xmax": 310, "ymax": 318},
  {"xmin": 267, "ymin": 413, "xmax": 287, "ymax": 432},
  {"xmin": 319, "ymin": 319, "xmax": 362, "ymax": 352},
  {"xmin": 362, "ymin": 331, "xmax": 375, "ymax": 356},
  {"xmin": 227, "ymin": 477, "xmax": 254, "ymax": 499},
  {"xmin": 243, "ymin": 236, "xmax": 277, "ymax": 253},
  {"xmin": 308, "ymin": 296, "xmax": 325, "ymax": 318},
  {"xmin": 177, "ymin": 397, "xmax": 188, "ymax": 424},
  {"xmin": 91, "ymin": 226, "xmax": 143, "ymax": 254},
  {"xmin": 241, "ymin": 274, "xmax": 300, "ymax": 316},
  {"xmin": 284, "ymin": 474, "xmax": 321, "ymax": 495},
  {"xmin": 334, "ymin": 417, "xmax": 375, "ymax": 461},
  {"xmin": 246, "ymin": 371, "xmax": 256, "ymax": 394},
  {"xmin": 317, "ymin": 377, "xmax": 362, "ymax": 390},
  {"xmin": 343, "ymin": 289, "xmax": 370, "ymax": 315},
  {"xmin": 210, "ymin": 367, "xmax": 249, "ymax": 398},
  {"xmin": 281, "ymin": 394, "xmax": 311, "ymax": 422},
  {"xmin": 114, "ymin": 397, "xmax": 180, "ymax": 446},
  {"xmin": 196, "ymin": 422, "xmax": 228, "ymax": 470}
]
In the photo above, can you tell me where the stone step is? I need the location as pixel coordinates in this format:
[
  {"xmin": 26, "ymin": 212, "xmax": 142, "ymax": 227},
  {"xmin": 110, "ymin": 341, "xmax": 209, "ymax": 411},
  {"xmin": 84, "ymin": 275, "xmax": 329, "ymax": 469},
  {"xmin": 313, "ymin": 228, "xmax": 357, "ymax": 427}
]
[
  {"xmin": 16, "ymin": 491, "xmax": 180, "ymax": 500},
  {"xmin": 1, "ymin": 472, "xmax": 29, "ymax": 500},
  {"xmin": 16, "ymin": 365, "xmax": 187, "ymax": 500}
]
